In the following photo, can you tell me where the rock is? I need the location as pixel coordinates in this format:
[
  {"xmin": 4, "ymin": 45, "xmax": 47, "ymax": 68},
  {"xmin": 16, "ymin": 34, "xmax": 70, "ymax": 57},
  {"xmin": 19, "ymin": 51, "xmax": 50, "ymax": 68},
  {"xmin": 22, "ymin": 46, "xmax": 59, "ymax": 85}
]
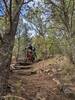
[
  {"xmin": 31, "ymin": 70, "xmax": 37, "ymax": 75},
  {"xmin": 63, "ymin": 87, "xmax": 72, "ymax": 95},
  {"xmin": 52, "ymin": 78, "xmax": 61, "ymax": 86},
  {"xmin": 57, "ymin": 68, "xmax": 62, "ymax": 71},
  {"xmin": 44, "ymin": 69, "xmax": 50, "ymax": 73},
  {"xmin": 10, "ymin": 64, "xmax": 16, "ymax": 70},
  {"xmin": 52, "ymin": 68, "xmax": 57, "ymax": 74},
  {"xmin": 36, "ymin": 92, "xmax": 46, "ymax": 100},
  {"xmin": 59, "ymin": 85, "xmax": 75, "ymax": 99}
]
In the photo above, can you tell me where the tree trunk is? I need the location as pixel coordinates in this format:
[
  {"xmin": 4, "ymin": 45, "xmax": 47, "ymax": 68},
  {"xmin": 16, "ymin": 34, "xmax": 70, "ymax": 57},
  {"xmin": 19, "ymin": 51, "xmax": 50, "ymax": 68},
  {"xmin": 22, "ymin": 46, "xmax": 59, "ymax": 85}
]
[
  {"xmin": 0, "ymin": 13, "xmax": 19, "ymax": 97},
  {"xmin": 16, "ymin": 33, "xmax": 21, "ymax": 61},
  {"xmin": 0, "ymin": 36, "xmax": 14, "ymax": 96},
  {"xmin": 66, "ymin": 37, "xmax": 75, "ymax": 64}
]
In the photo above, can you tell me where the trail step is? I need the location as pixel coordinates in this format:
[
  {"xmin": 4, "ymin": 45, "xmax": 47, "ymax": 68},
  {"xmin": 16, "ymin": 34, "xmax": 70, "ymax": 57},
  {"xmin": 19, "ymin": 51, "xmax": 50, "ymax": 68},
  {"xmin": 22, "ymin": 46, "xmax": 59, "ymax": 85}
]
[
  {"xmin": 13, "ymin": 69, "xmax": 37, "ymax": 76},
  {"xmin": 15, "ymin": 65, "xmax": 32, "ymax": 70}
]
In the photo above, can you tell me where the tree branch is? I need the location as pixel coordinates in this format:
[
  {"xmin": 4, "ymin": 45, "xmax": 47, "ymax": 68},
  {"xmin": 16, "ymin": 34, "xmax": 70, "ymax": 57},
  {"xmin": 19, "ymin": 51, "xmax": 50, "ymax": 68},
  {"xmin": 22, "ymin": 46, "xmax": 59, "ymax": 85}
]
[
  {"xmin": 13, "ymin": 0, "xmax": 24, "ymax": 21},
  {"xmin": 23, "ymin": 0, "xmax": 33, "ymax": 4},
  {"xmin": 13, "ymin": 0, "xmax": 33, "ymax": 21},
  {"xmin": 70, "ymin": 0, "xmax": 75, "ymax": 30},
  {"xmin": 9, "ymin": 0, "xmax": 12, "ymax": 31},
  {"xmin": 46, "ymin": 0, "xmax": 62, "ymax": 11},
  {"xmin": 67, "ymin": 0, "xmax": 71, "ymax": 12},
  {"xmin": 2, "ymin": 0, "xmax": 9, "ymax": 14}
]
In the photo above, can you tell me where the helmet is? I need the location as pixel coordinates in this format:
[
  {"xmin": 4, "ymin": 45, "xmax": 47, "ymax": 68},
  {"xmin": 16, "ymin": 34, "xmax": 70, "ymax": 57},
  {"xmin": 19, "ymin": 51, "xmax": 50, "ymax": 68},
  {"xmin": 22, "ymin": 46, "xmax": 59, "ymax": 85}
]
[{"xmin": 28, "ymin": 43, "xmax": 32, "ymax": 47}]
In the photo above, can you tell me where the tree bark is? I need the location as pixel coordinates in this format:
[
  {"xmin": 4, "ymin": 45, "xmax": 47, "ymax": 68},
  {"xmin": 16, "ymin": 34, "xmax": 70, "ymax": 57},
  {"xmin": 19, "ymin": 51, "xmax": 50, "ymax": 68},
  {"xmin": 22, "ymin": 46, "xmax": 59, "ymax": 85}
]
[
  {"xmin": 0, "ymin": 13, "xmax": 19, "ymax": 96},
  {"xmin": 16, "ymin": 32, "xmax": 21, "ymax": 61}
]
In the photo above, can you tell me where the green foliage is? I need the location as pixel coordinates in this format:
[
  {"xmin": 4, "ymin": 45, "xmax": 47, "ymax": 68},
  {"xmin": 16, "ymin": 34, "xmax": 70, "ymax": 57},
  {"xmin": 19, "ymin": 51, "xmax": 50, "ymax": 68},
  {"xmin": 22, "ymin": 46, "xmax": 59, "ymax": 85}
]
[
  {"xmin": 12, "ymin": 0, "xmax": 75, "ymax": 63},
  {"xmin": 32, "ymin": 35, "xmax": 46, "ymax": 59},
  {"xmin": 13, "ymin": 34, "xmax": 30, "ymax": 58},
  {"xmin": 0, "ymin": 17, "xmax": 5, "ymax": 31},
  {"xmin": 32, "ymin": 35, "xmax": 61, "ymax": 59}
]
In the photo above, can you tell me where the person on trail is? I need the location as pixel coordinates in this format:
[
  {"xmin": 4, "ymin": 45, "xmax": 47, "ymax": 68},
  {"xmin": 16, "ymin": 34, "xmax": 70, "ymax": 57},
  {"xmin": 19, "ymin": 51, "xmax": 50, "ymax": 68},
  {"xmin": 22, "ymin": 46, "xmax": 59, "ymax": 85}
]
[
  {"xmin": 26, "ymin": 43, "xmax": 36, "ymax": 62},
  {"xmin": 32, "ymin": 47, "xmax": 37, "ymax": 61},
  {"xmin": 27, "ymin": 43, "xmax": 33, "ymax": 51}
]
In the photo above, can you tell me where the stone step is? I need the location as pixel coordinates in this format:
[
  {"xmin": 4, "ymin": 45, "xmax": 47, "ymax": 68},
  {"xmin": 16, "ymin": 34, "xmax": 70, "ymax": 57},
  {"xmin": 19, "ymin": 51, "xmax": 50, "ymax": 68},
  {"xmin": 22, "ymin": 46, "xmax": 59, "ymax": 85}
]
[
  {"xmin": 15, "ymin": 65, "xmax": 32, "ymax": 70},
  {"xmin": 13, "ymin": 69, "xmax": 37, "ymax": 76}
]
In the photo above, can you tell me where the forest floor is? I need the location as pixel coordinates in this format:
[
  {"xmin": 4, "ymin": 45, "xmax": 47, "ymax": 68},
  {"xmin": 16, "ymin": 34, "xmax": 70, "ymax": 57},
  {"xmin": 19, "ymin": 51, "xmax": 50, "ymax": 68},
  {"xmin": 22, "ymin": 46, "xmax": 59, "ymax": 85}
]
[{"xmin": 8, "ymin": 55, "xmax": 75, "ymax": 100}]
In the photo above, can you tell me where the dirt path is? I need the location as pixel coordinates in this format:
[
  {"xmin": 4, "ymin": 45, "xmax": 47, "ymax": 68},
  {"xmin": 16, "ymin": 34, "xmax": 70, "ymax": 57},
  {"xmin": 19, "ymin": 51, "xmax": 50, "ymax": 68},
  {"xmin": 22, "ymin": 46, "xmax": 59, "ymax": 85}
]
[{"xmin": 9, "ymin": 56, "xmax": 75, "ymax": 100}]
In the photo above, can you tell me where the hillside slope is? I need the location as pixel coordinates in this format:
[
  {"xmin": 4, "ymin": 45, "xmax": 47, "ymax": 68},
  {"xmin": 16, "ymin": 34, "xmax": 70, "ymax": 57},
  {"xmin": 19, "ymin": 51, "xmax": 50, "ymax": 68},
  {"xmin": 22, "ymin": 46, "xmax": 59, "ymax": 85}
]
[{"xmin": 8, "ymin": 55, "xmax": 75, "ymax": 100}]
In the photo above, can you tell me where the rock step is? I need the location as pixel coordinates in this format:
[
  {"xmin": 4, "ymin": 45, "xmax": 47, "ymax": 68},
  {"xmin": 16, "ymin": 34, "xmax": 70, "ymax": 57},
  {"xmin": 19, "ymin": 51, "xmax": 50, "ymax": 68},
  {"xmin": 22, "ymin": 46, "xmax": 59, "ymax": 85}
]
[
  {"xmin": 13, "ymin": 69, "xmax": 37, "ymax": 76},
  {"xmin": 15, "ymin": 65, "xmax": 32, "ymax": 70}
]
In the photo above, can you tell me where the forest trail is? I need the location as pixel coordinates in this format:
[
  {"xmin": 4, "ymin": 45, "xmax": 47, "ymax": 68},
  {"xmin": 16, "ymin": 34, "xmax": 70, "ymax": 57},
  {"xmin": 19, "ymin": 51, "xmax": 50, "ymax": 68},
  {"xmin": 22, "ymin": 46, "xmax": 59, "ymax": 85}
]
[{"xmin": 9, "ymin": 55, "xmax": 75, "ymax": 100}]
